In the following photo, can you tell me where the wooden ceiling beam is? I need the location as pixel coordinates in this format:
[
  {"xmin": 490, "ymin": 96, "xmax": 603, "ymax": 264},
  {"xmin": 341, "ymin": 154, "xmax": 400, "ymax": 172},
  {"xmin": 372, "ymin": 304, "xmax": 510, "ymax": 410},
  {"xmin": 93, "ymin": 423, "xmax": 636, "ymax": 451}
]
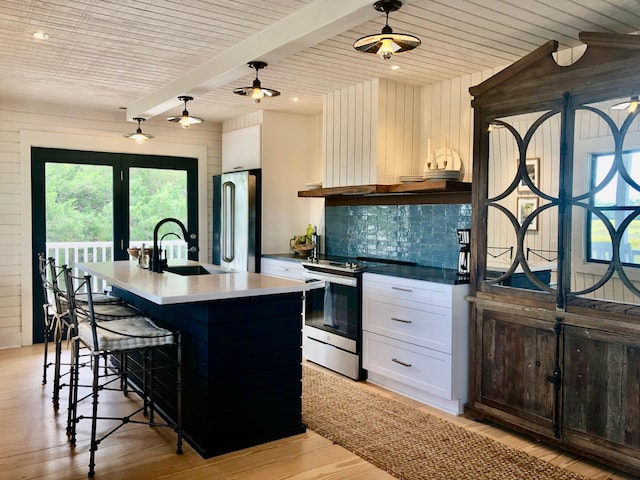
[{"xmin": 126, "ymin": 0, "xmax": 418, "ymax": 121}]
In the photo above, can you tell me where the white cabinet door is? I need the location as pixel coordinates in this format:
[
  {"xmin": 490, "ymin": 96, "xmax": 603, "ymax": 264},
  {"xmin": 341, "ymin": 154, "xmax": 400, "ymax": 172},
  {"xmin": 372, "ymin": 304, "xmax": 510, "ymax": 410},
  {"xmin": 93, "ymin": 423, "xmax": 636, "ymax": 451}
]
[{"xmin": 222, "ymin": 125, "xmax": 261, "ymax": 172}]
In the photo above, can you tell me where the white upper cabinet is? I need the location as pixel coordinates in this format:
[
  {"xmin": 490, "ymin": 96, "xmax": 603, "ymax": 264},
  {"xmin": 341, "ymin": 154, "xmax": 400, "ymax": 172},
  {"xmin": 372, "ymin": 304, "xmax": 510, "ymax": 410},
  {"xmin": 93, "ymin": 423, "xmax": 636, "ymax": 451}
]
[
  {"xmin": 222, "ymin": 125, "xmax": 261, "ymax": 172},
  {"xmin": 323, "ymin": 79, "xmax": 422, "ymax": 187}
]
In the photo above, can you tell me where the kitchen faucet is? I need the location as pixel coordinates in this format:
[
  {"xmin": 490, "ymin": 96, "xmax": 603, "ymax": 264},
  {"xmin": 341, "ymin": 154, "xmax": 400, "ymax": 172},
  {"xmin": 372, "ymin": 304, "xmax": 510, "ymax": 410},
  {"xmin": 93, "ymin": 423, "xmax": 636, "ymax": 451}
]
[{"xmin": 151, "ymin": 218, "xmax": 197, "ymax": 273}]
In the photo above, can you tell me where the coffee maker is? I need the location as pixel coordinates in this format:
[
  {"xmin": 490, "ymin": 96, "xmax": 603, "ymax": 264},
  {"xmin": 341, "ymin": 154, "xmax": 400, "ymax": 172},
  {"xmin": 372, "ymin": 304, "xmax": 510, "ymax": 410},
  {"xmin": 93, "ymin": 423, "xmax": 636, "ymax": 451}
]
[{"xmin": 457, "ymin": 229, "xmax": 471, "ymax": 275}]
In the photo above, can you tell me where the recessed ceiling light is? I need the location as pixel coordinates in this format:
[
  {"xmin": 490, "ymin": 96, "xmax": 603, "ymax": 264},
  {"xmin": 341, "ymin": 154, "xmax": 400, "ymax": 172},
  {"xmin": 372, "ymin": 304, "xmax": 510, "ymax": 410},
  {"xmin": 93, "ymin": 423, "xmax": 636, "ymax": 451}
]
[
  {"xmin": 291, "ymin": 97, "xmax": 299, "ymax": 102},
  {"xmin": 390, "ymin": 65, "xmax": 401, "ymax": 70},
  {"xmin": 33, "ymin": 32, "xmax": 49, "ymax": 40}
]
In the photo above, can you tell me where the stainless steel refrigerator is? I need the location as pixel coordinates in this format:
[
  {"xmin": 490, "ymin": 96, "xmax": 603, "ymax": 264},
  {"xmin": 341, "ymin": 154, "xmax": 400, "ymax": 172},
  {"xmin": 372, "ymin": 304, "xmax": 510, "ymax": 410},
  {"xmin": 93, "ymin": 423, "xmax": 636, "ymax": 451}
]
[{"xmin": 212, "ymin": 170, "xmax": 261, "ymax": 272}]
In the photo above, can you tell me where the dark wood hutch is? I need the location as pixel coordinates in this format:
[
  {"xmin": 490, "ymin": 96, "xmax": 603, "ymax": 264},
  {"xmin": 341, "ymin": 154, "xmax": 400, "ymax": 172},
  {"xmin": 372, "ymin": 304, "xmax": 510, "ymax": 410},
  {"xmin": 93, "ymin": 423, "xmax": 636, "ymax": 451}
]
[{"xmin": 467, "ymin": 32, "xmax": 640, "ymax": 476}]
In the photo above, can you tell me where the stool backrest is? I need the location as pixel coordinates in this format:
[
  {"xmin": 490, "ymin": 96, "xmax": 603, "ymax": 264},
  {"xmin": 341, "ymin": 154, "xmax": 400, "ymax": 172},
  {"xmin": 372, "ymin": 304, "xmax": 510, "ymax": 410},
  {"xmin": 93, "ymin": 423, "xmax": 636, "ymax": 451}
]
[
  {"xmin": 39, "ymin": 254, "xmax": 69, "ymax": 318},
  {"xmin": 63, "ymin": 267, "xmax": 100, "ymax": 348}
]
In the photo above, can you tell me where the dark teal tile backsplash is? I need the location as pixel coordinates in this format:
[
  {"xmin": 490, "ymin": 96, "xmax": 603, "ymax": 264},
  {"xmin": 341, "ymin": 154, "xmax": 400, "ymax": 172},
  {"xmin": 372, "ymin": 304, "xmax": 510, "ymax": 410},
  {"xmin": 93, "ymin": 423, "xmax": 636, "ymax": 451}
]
[{"xmin": 325, "ymin": 204, "xmax": 472, "ymax": 269}]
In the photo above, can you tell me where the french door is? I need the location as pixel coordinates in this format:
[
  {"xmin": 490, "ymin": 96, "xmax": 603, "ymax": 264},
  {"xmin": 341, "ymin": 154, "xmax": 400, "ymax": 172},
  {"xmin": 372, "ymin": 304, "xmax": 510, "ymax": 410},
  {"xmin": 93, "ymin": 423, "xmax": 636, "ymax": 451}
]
[{"xmin": 31, "ymin": 148, "xmax": 198, "ymax": 343}]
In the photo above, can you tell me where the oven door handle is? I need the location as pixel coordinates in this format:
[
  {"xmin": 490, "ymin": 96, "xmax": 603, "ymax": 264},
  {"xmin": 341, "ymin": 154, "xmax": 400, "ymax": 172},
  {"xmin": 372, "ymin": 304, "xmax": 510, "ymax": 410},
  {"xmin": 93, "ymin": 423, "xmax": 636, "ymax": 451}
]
[
  {"xmin": 305, "ymin": 279, "xmax": 326, "ymax": 289},
  {"xmin": 302, "ymin": 270, "xmax": 358, "ymax": 287}
]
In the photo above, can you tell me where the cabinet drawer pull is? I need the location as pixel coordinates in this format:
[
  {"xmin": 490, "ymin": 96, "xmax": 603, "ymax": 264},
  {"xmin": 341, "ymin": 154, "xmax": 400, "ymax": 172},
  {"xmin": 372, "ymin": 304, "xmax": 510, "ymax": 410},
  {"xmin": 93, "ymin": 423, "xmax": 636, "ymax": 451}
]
[
  {"xmin": 391, "ymin": 317, "xmax": 412, "ymax": 324},
  {"xmin": 392, "ymin": 286, "xmax": 412, "ymax": 292},
  {"xmin": 391, "ymin": 358, "xmax": 412, "ymax": 368}
]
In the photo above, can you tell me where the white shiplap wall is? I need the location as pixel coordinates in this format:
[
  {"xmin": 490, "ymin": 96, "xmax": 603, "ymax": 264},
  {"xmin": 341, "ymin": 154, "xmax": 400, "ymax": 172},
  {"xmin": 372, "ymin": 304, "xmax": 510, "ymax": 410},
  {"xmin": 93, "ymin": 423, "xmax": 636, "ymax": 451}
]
[
  {"xmin": 422, "ymin": 66, "xmax": 504, "ymax": 183},
  {"xmin": 420, "ymin": 45, "xmax": 589, "ymax": 184},
  {"xmin": 323, "ymin": 79, "xmax": 422, "ymax": 187},
  {"xmin": 0, "ymin": 98, "xmax": 220, "ymax": 348}
]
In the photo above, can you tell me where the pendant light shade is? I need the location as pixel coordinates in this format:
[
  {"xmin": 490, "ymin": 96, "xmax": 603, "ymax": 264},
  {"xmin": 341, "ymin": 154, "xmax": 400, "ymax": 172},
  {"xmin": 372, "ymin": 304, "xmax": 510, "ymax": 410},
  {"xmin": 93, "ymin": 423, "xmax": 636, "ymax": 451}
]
[
  {"xmin": 612, "ymin": 95, "xmax": 639, "ymax": 113},
  {"xmin": 124, "ymin": 117, "xmax": 154, "ymax": 143},
  {"xmin": 166, "ymin": 96, "xmax": 204, "ymax": 128},
  {"xmin": 233, "ymin": 61, "xmax": 280, "ymax": 103},
  {"xmin": 354, "ymin": 0, "xmax": 420, "ymax": 60}
]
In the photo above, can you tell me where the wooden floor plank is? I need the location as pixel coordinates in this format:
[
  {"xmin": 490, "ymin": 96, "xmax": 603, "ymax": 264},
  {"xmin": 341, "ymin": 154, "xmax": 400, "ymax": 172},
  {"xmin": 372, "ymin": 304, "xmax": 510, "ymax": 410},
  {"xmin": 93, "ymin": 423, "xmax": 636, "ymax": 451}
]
[{"xmin": 0, "ymin": 345, "xmax": 634, "ymax": 479}]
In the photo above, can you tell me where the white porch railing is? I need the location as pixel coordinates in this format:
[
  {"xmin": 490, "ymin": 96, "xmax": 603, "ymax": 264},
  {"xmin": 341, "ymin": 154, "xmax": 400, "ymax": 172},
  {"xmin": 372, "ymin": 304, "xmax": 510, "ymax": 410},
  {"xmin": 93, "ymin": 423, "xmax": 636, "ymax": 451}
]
[{"xmin": 46, "ymin": 240, "xmax": 188, "ymax": 292}]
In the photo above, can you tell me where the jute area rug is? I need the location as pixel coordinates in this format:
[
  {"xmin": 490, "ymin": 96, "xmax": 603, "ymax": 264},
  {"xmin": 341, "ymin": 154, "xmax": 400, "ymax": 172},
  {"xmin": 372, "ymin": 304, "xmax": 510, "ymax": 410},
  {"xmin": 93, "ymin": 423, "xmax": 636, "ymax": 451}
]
[{"xmin": 302, "ymin": 365, "xmax": 586, "ymax": 480}]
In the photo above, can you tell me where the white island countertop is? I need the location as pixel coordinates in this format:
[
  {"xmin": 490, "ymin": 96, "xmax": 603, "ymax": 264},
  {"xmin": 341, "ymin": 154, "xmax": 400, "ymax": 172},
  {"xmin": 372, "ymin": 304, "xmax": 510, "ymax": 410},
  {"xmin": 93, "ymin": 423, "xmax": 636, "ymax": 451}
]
[{"xmin": 78, "ymin": 260, "xmax": 308, "ymax": 305}]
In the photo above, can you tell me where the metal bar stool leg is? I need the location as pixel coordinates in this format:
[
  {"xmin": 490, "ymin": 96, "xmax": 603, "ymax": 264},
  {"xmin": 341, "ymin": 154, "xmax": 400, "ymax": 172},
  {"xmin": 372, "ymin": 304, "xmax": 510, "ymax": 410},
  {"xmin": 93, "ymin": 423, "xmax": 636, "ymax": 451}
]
[
  {"xmin": 67, "ymin": 335, "xmax": 81, "ymax": 444},
  {"xmin": 176, "ymin": 331, "xmax": 183, "ymax": 455},
  {"xmin": 52, "ymin": 317, "xmax": 65, "ymax": 411},
  {"xmin": 42, "ymin": 305, "xmax": 51, "ymax": 385},
  {"xmin": 88, "ymin": 352, "xmax": 101, "ymax": 478}
]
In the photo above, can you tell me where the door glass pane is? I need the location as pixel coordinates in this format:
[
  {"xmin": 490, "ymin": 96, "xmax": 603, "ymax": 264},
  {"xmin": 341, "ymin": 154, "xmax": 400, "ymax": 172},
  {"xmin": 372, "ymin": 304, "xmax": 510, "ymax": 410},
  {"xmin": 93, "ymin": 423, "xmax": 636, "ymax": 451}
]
[
  {"xmin": 485, "ymin": 110, "xmax": 559, "ymax": 293},
  {"xmin": 129, "ymin": 168, "xmax": 188, "ymax": 261},
  {"xmin": 570, "ymin": 98, "xmax": 640, "ymax": 304},
  {"xmin": 45, "ymin": 163, "xmax": 114, "ymax": 267}
]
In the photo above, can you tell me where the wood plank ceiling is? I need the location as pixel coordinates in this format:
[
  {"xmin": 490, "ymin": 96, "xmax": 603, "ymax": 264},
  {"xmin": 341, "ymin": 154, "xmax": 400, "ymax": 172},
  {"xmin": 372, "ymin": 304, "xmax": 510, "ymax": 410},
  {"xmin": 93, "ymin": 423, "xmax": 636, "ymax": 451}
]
[{"xmin": 2, "ymin": 0, "xmax": 640, "ymax": 124}]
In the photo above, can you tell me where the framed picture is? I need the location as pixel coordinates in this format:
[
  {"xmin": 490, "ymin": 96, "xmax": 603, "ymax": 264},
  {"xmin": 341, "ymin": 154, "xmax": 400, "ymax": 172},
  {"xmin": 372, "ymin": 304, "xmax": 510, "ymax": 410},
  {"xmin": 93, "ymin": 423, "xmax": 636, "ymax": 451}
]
[
  {"xmin": 517, "ymin": 196, "xmax": 538, "ymax": 230},
  {"xmin": 518, "ymin": 157, "xmax": 539, "ymax": 192}
]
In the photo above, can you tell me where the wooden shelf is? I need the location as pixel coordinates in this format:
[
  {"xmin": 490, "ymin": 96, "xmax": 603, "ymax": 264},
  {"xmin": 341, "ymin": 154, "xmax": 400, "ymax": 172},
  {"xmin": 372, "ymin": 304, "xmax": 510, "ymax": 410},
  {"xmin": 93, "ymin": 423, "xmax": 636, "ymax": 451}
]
[
  {"xmin": 388, "ymin": 180, "xmax": 471, "ymax": 194},
  {"xmin": 298, "ymin": 180, "xmax": 471, "ymax": 198},
  {"xmin": 297, "ymin": 181, "xmax": 471, "ymax": 206}
]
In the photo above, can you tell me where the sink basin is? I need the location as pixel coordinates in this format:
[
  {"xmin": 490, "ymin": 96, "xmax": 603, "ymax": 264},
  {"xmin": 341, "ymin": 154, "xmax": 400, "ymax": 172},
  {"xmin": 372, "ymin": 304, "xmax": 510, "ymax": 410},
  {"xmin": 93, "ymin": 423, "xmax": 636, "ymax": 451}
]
[{"xmin": 164, "ymin": 265, "xmax": 231, "ymax": 276}]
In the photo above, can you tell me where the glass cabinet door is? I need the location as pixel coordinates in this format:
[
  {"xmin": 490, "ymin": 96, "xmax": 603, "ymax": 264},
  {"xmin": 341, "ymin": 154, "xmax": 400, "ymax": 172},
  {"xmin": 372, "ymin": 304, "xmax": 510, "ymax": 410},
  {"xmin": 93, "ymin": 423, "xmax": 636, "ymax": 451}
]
[{"xmin": 484, "ymin": 110, "xmax": 561, "ymax": 296}]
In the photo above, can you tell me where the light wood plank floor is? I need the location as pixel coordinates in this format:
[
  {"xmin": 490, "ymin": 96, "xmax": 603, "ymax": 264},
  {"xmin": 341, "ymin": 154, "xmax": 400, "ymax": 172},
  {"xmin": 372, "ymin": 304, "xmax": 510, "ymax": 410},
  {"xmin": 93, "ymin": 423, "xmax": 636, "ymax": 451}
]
[{"xmin": 0, "ymin": 345, "xmax": 633, "ymax": 479}]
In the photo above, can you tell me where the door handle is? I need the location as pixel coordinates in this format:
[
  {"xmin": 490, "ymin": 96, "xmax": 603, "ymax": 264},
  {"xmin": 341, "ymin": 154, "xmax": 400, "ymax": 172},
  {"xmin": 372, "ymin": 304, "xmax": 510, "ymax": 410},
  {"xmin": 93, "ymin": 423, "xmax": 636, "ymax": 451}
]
[
  {"xmin": 391, "ymin": 358, "xmax": 412, "ymax": 368},
  {"xmin": 392, "ymin": 286, "xmax": 412, "ymax": 292},
  {"xmin": 391, "ymin": 317, "xmax": 412, "ymax": 324},
  {"xmin": 222, "ymin": 181, "xmax": 235, "ymax": 262}
]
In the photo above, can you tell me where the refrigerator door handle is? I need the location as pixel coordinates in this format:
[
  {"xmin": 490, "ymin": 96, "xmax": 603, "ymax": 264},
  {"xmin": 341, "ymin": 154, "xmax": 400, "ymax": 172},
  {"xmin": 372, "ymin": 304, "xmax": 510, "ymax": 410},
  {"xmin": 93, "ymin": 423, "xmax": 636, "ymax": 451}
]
[{"xmin": 222, "ymin": 181, "xmax": 235, "ymax": 262}]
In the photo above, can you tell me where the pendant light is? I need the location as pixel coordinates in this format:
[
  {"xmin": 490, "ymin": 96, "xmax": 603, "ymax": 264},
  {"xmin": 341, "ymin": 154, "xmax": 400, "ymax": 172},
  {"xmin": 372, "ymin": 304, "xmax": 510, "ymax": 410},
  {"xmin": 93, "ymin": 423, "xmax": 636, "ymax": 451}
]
[
  {"xmin": 611, "ymin": 95, "xmax": 639, "ymax": 113},
  {"xmin": 233, "ymin": 61, "xmax": 280, "ymax": 104},
  {"xmin": 353, "ymin": 0, "xmax": 421, "ymax": 60},
  {"xmin": 124, "ymin": 118, "xmax": 154, "ymax": 143},
  {"xmin": 166, "ymin": 96, "xmax": 204, "ymax": 129}
]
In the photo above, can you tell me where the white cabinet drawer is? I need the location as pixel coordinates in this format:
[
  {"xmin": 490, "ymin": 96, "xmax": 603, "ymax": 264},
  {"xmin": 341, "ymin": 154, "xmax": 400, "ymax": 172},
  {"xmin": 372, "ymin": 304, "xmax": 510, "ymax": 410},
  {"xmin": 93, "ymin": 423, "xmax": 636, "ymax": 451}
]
[
  {"xmin": 261, "ymin": 258, "xmax": 304, "ymax": 281},
  {"xmin": 363, "ymin": 273, "xmax": 452, "ymax": 308},
  {"xmin": 364, "ymin": 298, "xmax": 452, "ymax": 354},
  {"xmin": 363, "ymin": 331, "xmax": 452, "ymax": 400}
]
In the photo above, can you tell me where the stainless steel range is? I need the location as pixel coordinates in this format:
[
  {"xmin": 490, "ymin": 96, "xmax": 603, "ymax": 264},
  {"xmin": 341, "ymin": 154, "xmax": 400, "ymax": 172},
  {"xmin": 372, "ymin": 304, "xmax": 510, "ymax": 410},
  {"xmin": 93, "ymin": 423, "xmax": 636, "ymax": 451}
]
[{"xmin": 301, "ymin": 257, "xmax": 414, "ymax": 380}]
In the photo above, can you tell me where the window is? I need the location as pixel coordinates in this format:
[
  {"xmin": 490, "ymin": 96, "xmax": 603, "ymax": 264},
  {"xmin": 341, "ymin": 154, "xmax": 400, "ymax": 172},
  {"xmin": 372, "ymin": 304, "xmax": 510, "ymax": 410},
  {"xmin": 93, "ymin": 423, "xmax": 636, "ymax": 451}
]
[
  {"xmin": 587, "ymin": 150, "xmax": 640, "ymax": 266},
  {"xmin": 31, "ymin": 148, "xmax": 199, "ymax": 343}
]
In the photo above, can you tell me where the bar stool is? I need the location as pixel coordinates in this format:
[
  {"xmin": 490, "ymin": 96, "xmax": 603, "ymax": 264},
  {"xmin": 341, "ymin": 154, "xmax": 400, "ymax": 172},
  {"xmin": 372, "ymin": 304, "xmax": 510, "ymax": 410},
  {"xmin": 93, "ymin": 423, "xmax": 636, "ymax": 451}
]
[
  {"xmin": 40, "ymin": 254, "xmax": 141, "ymax": 410},
  {"xmin": 37, "ymin": 253, "xmax": 57, "ymax": 386},
  {"xmin": 64, "ymin": 267, "xmax": 182, "ymax": 478}
]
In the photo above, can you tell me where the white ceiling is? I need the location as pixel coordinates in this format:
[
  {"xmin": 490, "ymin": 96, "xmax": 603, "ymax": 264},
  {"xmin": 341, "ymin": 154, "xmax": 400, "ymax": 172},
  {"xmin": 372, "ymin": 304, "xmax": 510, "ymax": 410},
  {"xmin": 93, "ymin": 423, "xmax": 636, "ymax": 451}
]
[{"xmin": 2, "ymin": 0, "xmax": 640, "ymax": 125}]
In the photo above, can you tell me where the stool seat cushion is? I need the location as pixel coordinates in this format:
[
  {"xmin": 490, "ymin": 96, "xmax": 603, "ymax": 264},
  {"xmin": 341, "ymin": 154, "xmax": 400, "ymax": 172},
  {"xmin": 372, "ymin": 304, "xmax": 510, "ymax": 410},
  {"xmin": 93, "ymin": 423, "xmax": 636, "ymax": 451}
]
[
  {"xmin": 76, "ymin": 292, "xmax": 121, "ymax": 304},
  {"xmin": 76, "ymin": 303, "xmax": 141, "ymax": 321},
  {"xmin": 77, "ymin": 317, "xmax": 174, "ymax": 352}
]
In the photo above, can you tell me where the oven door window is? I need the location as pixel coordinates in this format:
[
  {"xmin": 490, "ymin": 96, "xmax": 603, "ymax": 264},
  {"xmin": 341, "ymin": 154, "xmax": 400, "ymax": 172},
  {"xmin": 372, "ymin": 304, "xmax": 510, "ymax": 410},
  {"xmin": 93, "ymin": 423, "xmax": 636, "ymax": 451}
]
[{"xmin": 305, "ymin": 282, "xmax": 358, "ymax": 339}]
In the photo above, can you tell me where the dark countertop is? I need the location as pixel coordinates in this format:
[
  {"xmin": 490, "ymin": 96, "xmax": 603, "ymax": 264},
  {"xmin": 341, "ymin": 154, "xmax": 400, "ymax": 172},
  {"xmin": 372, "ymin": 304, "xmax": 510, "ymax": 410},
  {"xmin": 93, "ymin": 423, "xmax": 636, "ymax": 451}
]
[
  {"xmin": 262, "ymin": 253, "xmax": 469, "ymax": 285},
  {"xmin": 365, "ymin": 264, "xmax": 469, "ymax": 285}
]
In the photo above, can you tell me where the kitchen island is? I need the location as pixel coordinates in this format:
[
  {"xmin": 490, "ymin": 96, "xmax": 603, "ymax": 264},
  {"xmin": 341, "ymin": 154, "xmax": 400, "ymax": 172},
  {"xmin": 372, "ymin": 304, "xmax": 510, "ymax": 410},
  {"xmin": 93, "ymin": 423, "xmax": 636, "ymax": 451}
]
[{"xmin": 78, "ymin": 260, "xmax": 308, "ymax": 458}]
